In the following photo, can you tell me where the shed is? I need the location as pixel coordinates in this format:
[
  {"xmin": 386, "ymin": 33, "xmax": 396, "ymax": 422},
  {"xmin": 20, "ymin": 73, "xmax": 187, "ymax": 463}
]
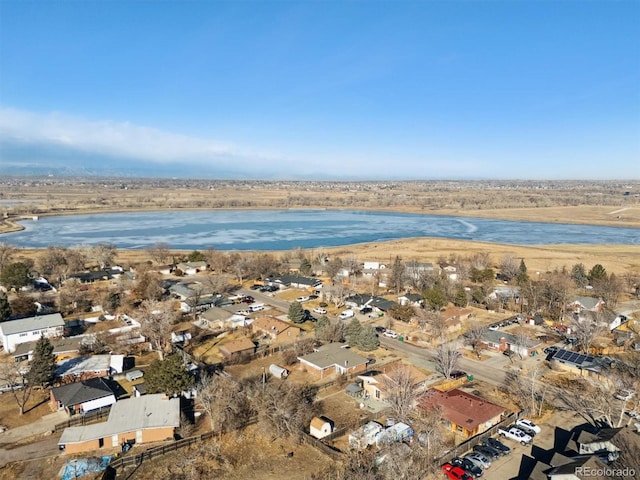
[
  {"xmin": 269, "ymin": 364, "xmax": 289, "ymax": 379},
  {"xmin": 310, "ymin": 416, "xmax": 334, "ymax": 439}
]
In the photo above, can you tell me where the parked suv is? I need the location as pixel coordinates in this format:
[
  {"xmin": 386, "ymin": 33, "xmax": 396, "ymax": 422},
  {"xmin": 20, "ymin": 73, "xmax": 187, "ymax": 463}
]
[{"xmin": 482, "ymin": 436, "xmax": 511, "ymax": 455}]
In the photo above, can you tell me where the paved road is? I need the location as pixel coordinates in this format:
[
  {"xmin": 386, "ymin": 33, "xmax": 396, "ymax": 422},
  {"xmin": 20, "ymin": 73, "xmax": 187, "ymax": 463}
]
[
  {"xmin": 379, "ymin": 336, "xmax": 511, "ymax": 386},
  {"xmin": 0, "ymin": 435, "xmax": 60, "ymax": 465},
  {"xmin": 0, "ymin": 410, "xmax": 66, "ymax": 465}
]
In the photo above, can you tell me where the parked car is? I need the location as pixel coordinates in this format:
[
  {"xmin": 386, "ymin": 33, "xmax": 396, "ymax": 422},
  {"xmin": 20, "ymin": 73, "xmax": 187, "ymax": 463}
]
[
  {"xmin": 450, "ymin": 370, "xmax": 467, "ymax": 379},
  {"xmin": 442, "ymin": 463, "xmax": 473, "ymax": 480},
  {"xmin": 501, "ymin": 424, "xmax": 534, "ymax": 442},
  {"xmin": 464, "ymin": 453, "xmax": 491, "ymax": 470},
  {"xmin": 241, "ymin": 296, "xmax": 255, "ymax": 304},
  {"xmin": 482, "ymin": 437, "xmax": 511, "ymax": 455},
  {"xmin": 374, "ymin": 326, "xmax": 386, "ymax": 333},
  {"xmin": 502, "ymin": 349, "xmax": 515, "ymax": 357},
  {"xmin": 383, "ymin": 330, "xmax": 398, "ymax": 339},
  {"xmin": 516, "ymin": 418, "xmax": 541, "ymax": 434},
  {"xmin": 615, "ymin": 389, "xmax": 635, "ymax": 402},
  {"xmin": 250, "ymin": 284, "xmax": 263, "ymax": 290},
  {"xmin": 339, "ymin": 309, "xmax": 355, "ymax": 320},
  {"xmin": 513, "ymin": 423, "xmax": 537, "ymax": 438},
  {"xmin": 543, "ymin": 345, "xmax": 559, "ymax": 355},
  {"xmin": 360, "ymin": 307, "xmax": 373, "ymax": 315},
  {"xmin": 0, "ymin": 383, "xmax": 24, "ymax": 394},
  {"xmin": 488, "ymin": 324, "xmax": 499, "ymax": 331},
  {"xmin": 296, "ymin": 296, "xmax": 310, "ymax": 302},
  {"xmin": 451, "ymin": 457, "xmax": 483, "ymax": 478},
  {"xmin": 313, "ymin": 307, "xmax": 327, "ymax": 315},
  {"xmin": 472, "ymin": 444, "xmax": 500, "ymax": 460}
]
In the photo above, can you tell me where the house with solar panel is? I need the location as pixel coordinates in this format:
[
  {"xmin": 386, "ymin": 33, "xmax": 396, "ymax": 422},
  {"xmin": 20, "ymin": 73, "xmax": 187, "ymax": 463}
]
[{"xmin": 545, "ymin": 348, "xmax": 615, "ymax": 379}]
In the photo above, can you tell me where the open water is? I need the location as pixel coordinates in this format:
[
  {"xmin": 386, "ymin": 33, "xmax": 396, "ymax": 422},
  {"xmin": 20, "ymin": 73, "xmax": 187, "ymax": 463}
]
[{"xmin": 2, "ymin": 209, "xmax": 639, "ymax": 250}]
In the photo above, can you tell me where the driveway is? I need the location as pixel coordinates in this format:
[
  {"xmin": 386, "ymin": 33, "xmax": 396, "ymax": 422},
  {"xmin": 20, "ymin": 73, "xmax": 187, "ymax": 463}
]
[{"xmin": 0, "ymin": 410, "xmax": 66, "ymax": 465}]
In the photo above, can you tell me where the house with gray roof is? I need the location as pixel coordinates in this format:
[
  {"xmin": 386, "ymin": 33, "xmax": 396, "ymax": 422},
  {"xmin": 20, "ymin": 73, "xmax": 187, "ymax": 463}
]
[
  {"xmin": 480, "ymin": 329, "xmax": 542, "ymax": 357},
  {"xmin": 0, "ymin": 313, "xmax": 65, "ymax": 353},
  {"xmin": 50, "ymin": 377, "xmax": 116, "ymax": 416},
  {"xmin": 298, "ymin": 343, "xmax": 369, "ymax": 379},
  {"xmin": 12, "ymin": 336, "xmax": 82, "ymax": 362},
  {"xmin": 58, "ymin": 394, "xmax": 180, "ymax": 454},
  {"xmin": 570, "ymin": 296, "xmax": 605, "ymax": 313}
]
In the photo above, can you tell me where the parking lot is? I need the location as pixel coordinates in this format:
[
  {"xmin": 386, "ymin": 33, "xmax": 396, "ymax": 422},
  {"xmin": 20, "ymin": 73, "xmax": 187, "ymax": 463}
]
[{"xmin": 454, "ymin": 410, "xmax": 588, "ymax": 480}]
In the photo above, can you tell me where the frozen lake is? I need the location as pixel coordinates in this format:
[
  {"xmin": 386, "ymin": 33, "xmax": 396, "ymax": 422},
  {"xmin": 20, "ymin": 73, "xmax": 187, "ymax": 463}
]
[{"xmin": 2, "ymin": 209, "xmax": 639, "ymax": 250}]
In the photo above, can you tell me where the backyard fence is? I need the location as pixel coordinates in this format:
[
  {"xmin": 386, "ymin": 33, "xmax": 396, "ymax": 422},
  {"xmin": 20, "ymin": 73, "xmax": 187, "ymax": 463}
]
[
  {"xmin": 54, "ymin": 406, "xmax": 112, "ymax": 432},
  {"xmin": 437, "ymin": 411, "xmax": 518, "ymax": 464},
  {"xmin": 105, "ymin": 415, "xmax": 259, "ymax": 473}
]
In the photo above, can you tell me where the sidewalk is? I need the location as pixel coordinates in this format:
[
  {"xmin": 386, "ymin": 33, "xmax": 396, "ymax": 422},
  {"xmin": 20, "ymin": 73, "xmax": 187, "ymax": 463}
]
[{"xmin": 0, "ymin": 409, "xmax": 67, "ymax": 445}]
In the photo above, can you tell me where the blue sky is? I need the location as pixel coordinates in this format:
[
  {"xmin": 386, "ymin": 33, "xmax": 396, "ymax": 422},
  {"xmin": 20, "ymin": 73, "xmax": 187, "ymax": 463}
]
[{"xmin": 0, "ymin": 1, "xmax": 638, "ymax": 180}]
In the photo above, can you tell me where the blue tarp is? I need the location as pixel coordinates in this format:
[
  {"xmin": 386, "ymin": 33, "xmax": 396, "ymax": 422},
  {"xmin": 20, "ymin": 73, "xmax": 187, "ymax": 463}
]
[{"xmin": 60, "ymin": 456, "xmax": 113, "ymax": 480}]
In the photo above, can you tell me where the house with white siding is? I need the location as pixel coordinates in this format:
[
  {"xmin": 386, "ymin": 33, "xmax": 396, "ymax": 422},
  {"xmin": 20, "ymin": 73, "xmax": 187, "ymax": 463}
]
[{"xmin": 0, "ymin": 313, "xmax": 65, "ymax": 353}]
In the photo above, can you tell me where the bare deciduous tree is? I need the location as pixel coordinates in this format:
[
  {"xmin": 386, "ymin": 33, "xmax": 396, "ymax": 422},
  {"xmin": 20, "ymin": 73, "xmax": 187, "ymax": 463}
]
[
  {"xmin": 147, "ymin": 242, "xmax": 171, "ymax": 264},
  {"xmin": 0, "ymin": 242, "xmax": 16, "ymax": 275},
  {"xmin": 0, "ymin": 362, "xmax": 32, "ymax": 415},
  {"xmin": 138, "ymin": 299, "xmax": 178, "ymax": 360},
  {"xmin": 251, "ymin": 380, "xmax": 320, "ymax": 440},
  {"xmin": 381, "ymin": 366, "xmax": 420, "ymax": 422},
  {"xmin": 503, "ymin": 364, "xmax": 548, "ymax": 417},
  {"xmin": 499, "ymin": 255, "xmax": 520, "ymax": 281},
  {"xmin": 196, "ymin": 373, "xmax": 253, "ymax": 433},
  {"xmin": 432, "ymin": 338, "xmax": 462, "ymax": 379},
  {"xmin": 557, "ymin": 377, "xmax": 626, "ymax": 428},
  {"xmin": 463, "ymin": 321, "xmax": 487, "ymax": 359},
  {"xmin": 569, "ymin": 311, "xmax": 607, "ymax": 354}
]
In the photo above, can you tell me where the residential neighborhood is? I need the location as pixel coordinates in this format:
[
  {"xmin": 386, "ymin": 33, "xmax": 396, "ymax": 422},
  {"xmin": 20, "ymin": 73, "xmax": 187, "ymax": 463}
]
[{"xmin": 0, "ymin": 244, "xmax": 639, "ymax": 480}]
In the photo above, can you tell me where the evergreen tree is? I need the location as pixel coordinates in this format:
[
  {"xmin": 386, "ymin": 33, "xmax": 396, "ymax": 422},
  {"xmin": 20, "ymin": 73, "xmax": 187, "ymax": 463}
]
[
  {"xmin": 0, "ymin": 292, "xmax": 11, "ymax": 322},
  {"xmin": 0, "ymin": 262, "xmax": 31, "ymax": 289},
  {"xmin": 390, "ymin": 256, "xmax": 405, "ymax": 294},
  {"xmin": 453, "ymin": 286, "xmax": 468, "ymax": 308},
  {"xmin": 288, "ymin": 302, "xmax": 306, "ymax": 324},
  {"xmin": 356, "ymin": 326, "xmax": 380, "ymax": 351},
  {"xmin": 299, "ymin": 258, "xmax": 312, "ymax": 275},
  {"xmin": 344, "ymin": 318, "xmax": 362, "ymax": 344},
  {"xmin": 314, "ymin": 315, "xmax": 330, "ymax": 337},
  {"xmin": 516, "ymin": 259, "xmax": 530, "ymax": 287},
  {"xmin": 145, "ymin": 352, "xmax": 193, "ymax": 396},
  {"xmin": 571, "ymin": 263, "xmax": 589, "ymax": 288},
  {"xmin": 424, "ymin": 287, "xmax": 447, "ymax": 311},
  {"xmin": 27, "ymin": 336, "xmax": 56, "ymax": 388},
  {"xmin": 588, "ymin": 264, "xmax": 607, "ymax": 285}
]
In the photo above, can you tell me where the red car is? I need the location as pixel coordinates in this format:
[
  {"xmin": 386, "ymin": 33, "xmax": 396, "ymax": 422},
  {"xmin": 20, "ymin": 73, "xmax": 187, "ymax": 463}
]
[{"xmin": 442, "ymin": 463, "xmax": 473, "ymax": 480}]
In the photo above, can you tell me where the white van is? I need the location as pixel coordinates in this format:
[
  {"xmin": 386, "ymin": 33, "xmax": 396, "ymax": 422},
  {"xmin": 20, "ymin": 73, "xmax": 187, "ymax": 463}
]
[
  {"xmin": 250, "ymin": 303, "xmax": 265, "ymax": 313},
  {"xmin": 339, "ymin": 309, "xmax": 355, "ymax": 320}
]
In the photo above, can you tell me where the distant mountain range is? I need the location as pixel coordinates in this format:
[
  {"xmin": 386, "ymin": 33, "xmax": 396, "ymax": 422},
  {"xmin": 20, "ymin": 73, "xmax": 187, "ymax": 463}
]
[{"xmin": 0, "ymin": 140, "xmax": 256, "ymax": 178}]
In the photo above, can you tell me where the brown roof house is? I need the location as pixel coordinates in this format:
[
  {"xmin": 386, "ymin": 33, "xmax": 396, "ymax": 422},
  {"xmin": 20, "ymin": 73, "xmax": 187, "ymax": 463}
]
[
  {"xmin": 298, "ymin": 343, "xmax": 369, "ymax": 379},
  {"xmin": 419, "ymin": 388, "xmax": 507, "ymax": 438},
  {"xmin": 357, "ymin": 361, "xmax": 429, "ymax": 402},
  {"xmin": 218, "ymin": 337, "xmax": 256, "ymax": 360},
  {"xmin": 58, "ymin": 394, "xmax": 180, "ymax": 454},
  {"xmin": 441, "ymin": 307, "xmax": 473, "ymax": 333},
  {"xmin": 252, "ymin": 316, "xmax": 301, "ymax": 344}
]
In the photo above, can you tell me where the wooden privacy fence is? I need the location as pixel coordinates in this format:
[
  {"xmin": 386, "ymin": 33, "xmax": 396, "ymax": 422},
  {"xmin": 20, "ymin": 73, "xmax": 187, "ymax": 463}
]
[
  {"xmin": 54, "ymin": 406, "xmax": 112, "ymax": 432},
  {"xmin": 437, "ymin": 411, "xmax": 518, "ymax": 464},
  {"xmin": 106, "ymin": 416, "xmax": 258, "ymax": 472}
]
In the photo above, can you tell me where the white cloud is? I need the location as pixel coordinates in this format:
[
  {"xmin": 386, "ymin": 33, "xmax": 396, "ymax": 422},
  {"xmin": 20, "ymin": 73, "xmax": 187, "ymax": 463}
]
[{"xmin": 0, "ymin": 106, "xmax": 269, "ymax": 165}]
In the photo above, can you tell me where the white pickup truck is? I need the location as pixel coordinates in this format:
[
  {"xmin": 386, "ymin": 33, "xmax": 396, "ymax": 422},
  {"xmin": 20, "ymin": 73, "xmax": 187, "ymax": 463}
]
[{"xmin": 498, "ymin": 426, "xmax": 532, "ymax": 445}]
